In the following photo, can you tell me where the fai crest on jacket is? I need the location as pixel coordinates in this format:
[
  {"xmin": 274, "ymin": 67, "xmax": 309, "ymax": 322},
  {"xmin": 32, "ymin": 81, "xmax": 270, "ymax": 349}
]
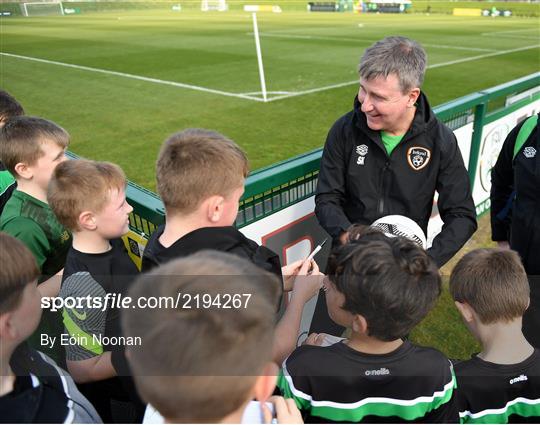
[{"xmin": 407, "ymin": 147, "xmax": 431, "ymax": 171}]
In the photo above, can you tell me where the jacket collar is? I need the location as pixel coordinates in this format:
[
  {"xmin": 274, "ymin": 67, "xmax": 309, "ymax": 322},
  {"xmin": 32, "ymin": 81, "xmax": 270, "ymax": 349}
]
[{"xmin": 145, "ymin": 225, "xmax": 249, "ymax": 264}]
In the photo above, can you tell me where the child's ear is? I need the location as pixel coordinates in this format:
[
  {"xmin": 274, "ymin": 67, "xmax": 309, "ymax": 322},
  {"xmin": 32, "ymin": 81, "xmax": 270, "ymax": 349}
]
[
  {"xmin": 79, "ymin": 211, "xmax": 97, "ymax": 231},
  {"xmin": 253, "ymin": 362, "xmax": 279, "ymax": 403},
  {"xmin": 352, "ymin": 314, "xmax": 368, "ymax": 334},
  {"xmin": 13, "ymin": 162, "xmax": 32, "ymax": 180},
  {"xmin": 0, "ymin": 313, "xmax": 10, "ymax": 339},
  {"xmin": 206, "ymin": 196, "xmax": 225, "ymax": 223},
  {"xmin": 0, "ymin": 312, "xmax": 18, "ymax": 341},
  {"xmin": 454, "ymin": 301, "xmax": 475, "ymax": 323}
]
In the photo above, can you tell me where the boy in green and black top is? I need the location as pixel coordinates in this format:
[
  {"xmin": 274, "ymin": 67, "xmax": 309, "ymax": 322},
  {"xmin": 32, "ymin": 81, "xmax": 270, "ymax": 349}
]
[
  {"xmin": 279, "ymin": 233, "xmax": 458, "ymax": 423},
  {"xmin": 0, "ymin": 90, "xmax": 25, "ymax": 215},
  {"xmin": 0, "ymin": 116, "xmax": 71, "ymax": 366},
  {"xmin": 450, "ymin": 248, "xmax": 540, "ymax": 423},
  {"xmin": 48, "ymin": 159, "xmax": 144, "ymax": 423}
]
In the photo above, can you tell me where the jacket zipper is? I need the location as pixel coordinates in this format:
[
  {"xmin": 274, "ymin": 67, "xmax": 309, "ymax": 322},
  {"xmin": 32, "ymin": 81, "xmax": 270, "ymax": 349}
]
[{"xmin": 378, "ymin": 161, "xmax": 390, "ymax": 215}]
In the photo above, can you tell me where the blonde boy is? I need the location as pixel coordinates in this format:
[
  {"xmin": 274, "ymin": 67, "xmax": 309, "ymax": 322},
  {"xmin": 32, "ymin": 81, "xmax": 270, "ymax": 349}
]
[
  {"xmin": 124, "ymin": 251, "xmax": 302, "ymax": 424},
  {"xmin": 450, "ymin": 248, "xmax": 540, "ymax": 423},
  {"xmin": 0, "ymin": 116, "xmax": 71, "ymax": 365},
  {"xmin": 0, "ymin": 232, "xmax": 100, "ymax": 423},
  {"xmin": 142, "ymin": 128, "xmax": 322, "ymax": 364},
  {"xmin": 48, "ymin": 159, "xmax": 143, "ymax": 422}
]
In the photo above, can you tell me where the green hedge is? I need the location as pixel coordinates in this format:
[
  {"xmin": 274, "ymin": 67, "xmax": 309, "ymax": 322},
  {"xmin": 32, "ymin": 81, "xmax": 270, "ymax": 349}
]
[
  {"xmin": 2, "ymin": 0, "xmax": 538, "ymax": 17},
  {"xmin": 411, "ymin": 0, "xmax": 540, "ymax": 17},
  {"xmin": 0, "ymin": 2, "xmax": 23, "ymax": 15}
]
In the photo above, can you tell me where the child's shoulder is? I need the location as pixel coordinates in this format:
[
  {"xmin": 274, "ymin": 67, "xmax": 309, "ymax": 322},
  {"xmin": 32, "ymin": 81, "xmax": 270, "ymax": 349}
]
[
  {"xmin": 1, "ymin": 190, "xmax": 65, "ymax": 242},
  {"xmin": 284, "ymin": 342, "xmax": 347, "ymax": 372},
  {"xmin": 407, "ymin": 342, "xmax": 451, "ymax": 364},
  {"xmin": 454, "ymin": 349, "xmax": 540, "ymax": 377},
  {"xmin": 63, "ymin": 239, "xmax": 136, "ymax": 282}
]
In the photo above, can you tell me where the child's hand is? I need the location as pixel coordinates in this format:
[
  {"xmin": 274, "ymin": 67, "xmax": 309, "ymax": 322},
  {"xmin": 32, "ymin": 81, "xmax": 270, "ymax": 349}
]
[
  {"xmin": 290, "ymin": 260, "xmax": 323, "ymax": 303},
  {"xmin": 262, "ymin": 396, "xmax": 303, "ymax": 424},
  {"xmin": 302, "ymin": 332, "xmax": 327, "ymax": 346},
  {"xmin": 281, "ymin": 260, "xmax": 304, "ymax": 292}
]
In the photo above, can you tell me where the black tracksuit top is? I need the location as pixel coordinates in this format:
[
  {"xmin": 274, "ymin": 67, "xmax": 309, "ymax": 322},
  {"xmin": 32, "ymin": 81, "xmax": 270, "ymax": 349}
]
[
  {"xmin": 491, "ymin": 114, "xmax": 540, "ymax": 275},
  {"xmin": 315, "ymin": 93, "xmax": 477, "ymax": 267}
]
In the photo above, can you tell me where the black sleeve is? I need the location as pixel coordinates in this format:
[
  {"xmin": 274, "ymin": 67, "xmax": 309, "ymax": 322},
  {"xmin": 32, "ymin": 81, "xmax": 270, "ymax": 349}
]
[
  {"xmin": 428, "ymin": 129, "xmax": 477, "ymax": 267},
  {"xmin": 315, "ymin": 120, "xmax": 352, "ymax": 239},
  {"xmin": 490, "ymin": 123, "xmax": 521, "ymax": 242}
]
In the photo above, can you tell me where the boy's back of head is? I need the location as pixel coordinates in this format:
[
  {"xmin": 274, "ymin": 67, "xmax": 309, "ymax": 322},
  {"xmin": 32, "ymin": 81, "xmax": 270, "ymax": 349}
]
[
  {"xmin": 449, "ymin": 248, "xmax": 529, "ymax": 324},
  {"xmin": 123, "ymin": 250, "xmax": 280, "ymax": 423},
  {"xmin": 156, "ymin": 128, "xmax": 248, "ymax": 215},
  {"xmin": 0, "ymin": 232, "xmax": 40, "ymax": 335},
  {"xmin": 48, "ymin": 159, "xmax": 127, "ymax": 232},
  {"xmin": 0, "ymin": 90, "xmax": 24, "ymax": 127},
  {"xmin": 327, "ymin": 235, "xmax": 441, "ymax": 341},
  {"xmin": 0, "ymin": 116, "xmax": 69, "ymax": 178}
]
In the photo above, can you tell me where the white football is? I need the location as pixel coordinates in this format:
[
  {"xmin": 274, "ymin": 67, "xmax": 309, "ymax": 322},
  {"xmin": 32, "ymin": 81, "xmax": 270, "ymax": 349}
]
[{"xmin": 371, "ymin": 215, "xmax": 427, "ymax": 249}]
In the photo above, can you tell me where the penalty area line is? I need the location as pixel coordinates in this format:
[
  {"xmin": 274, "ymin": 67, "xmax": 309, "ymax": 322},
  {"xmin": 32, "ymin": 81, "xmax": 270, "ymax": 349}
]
[
  {"xmin": 266, "ymin": 44, "xmax": 540, "ymax": 102},
  {"xmin": 0, "ymin": 52, "xmax": 265, "ymax": 102}
]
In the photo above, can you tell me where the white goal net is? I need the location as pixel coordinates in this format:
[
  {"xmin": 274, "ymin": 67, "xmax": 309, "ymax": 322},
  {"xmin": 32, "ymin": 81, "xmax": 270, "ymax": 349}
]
[
  {"xmin": 201, "ymin": 0, "xmax": 228, "ymax": 12},
  {"xmin": 22, "ymin": 1, "xmax": 65, "ymax": 16}
]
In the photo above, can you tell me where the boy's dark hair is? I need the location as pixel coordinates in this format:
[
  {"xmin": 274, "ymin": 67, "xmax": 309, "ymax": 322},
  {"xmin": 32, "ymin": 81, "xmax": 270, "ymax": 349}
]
[
  {"xmin": 346, "ymin": 224, "xmax": 388, "ymax": 243},
  {"xmin": 122, "ymin": 251, "xmax": 279, "ymax": 423},
  {"xmin": 0, "ymin": 90, "xmax": 24, "ymax": 125},
  {"xmin": 0, "ymin": 116, "xmax": 69, "ymax": 176},
  {"xmin": 0, "ymin": 232, "xmax": 39, "ymax": 313},
  {"xmin": 327, "ymin": 235, "xmax": 441, "ymax": 341},
  {"xmin": 449, "ymin": 248, "xmax": 529, "ymax": 324}
]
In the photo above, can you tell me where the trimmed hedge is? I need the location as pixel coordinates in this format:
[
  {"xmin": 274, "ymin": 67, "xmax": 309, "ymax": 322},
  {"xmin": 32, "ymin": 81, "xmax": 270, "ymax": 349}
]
[{"xmin": 2, "ymin": 0, "xmax": 538, "ymax": 17}]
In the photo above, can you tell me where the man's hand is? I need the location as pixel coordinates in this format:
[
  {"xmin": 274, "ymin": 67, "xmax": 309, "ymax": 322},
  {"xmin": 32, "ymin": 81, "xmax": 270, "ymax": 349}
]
[
  {"xmin": 262, "ymin": 396, "xmax": 303, "ymax": 424},
  {"xmin": 339, "ymin": 231, "xmax": 349, "ymax": 245}
]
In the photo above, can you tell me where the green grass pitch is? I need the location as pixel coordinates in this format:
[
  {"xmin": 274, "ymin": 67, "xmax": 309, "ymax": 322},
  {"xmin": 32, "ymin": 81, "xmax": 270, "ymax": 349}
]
[
  {"xmin": 1, "ymin": 8, "xmax": 538, "ymax": 358},
  {"xmin": 2, "ymin": 9, "xmax": 538, "ymax": 190}
]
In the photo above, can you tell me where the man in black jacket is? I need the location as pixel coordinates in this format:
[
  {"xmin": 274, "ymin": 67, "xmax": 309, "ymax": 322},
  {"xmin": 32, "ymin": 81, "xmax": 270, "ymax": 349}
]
[
  {"xmin": 315, "ymin": 36, "xmax": 477, "ymax": 267},
  {"xmin": 491, "ymin": 113, "xmax": 539, "ymax": 346}
]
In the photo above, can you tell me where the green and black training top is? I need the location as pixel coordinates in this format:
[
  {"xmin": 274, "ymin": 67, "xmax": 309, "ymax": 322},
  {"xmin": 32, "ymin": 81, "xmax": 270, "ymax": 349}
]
[
  {"xmin": 454, "ymin": 349, "xmax": 540, "ymax": 423},
  {"xmin": 278, "ymin": 340, "xmax": 458, "ymax": 423}
]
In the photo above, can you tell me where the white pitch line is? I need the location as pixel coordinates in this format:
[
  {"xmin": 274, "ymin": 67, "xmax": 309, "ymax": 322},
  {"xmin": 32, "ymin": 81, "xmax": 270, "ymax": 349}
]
[
  {"xmin": 487, "ymin": 35, "xmax": 539, "ymax": 41},
  {"xmin": 481, "ymin": 28, "xmax": 540, "ymax": 36},
  {"xmin": 251, "ymin": 32, "xmax": 497, "ymax": 52},
  {"xmin": 266, "ymin": 44, "xmax": 540, "ymax": 102},
  {"xmin": 3, "ymin": 43, "xmax": 538, "ymax": 104},
  {"xmin": 0, "ymin": 52, "xmax": 264, "ymax": 102},
  {"xmin": 428, "ymin": 44, "xmax": 540, "ymax": 69},
  {"xmin": 240, "ymin": 91, "xmax": 294, "ymax": 95}
]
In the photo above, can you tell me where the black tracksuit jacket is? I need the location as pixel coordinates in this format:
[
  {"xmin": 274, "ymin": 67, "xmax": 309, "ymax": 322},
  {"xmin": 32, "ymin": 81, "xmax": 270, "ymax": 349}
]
[
  {"xmin": 315, "ymin": 92, "xmax": 477, "ymax": 267},
  {"xmin": 491, "ymin": 114, "xmax": 539, "ymax": 276}
]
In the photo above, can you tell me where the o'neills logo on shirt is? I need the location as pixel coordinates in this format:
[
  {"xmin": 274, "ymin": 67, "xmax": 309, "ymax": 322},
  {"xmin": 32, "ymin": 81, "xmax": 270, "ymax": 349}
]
[
  {"xmin": 365, "ymin": 367, "xmax": 390, "ymax": 376},
  {"xmin": 509, "ymin": 374, "xmax": 528, "ymax": 385},
  {"xmin": 407, "ymin": 146, "xmax": 431, "ymax": 171}
]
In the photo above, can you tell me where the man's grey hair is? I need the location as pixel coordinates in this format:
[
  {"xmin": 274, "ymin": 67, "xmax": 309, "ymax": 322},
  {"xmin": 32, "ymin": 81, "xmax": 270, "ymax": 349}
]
[{"xmin": 359, "ymin": 36, "xmax": 427, "ymax": 93}]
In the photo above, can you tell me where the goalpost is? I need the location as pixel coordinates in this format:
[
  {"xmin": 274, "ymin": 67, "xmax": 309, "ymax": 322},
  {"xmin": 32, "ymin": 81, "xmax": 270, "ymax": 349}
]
[
  {"xmin": 22, "ymin": 1, "xmax": 64, "ymax": 17},
  {"xmin": 201, "ymin": 0, "xmax": 228, "ymax": 12}
]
